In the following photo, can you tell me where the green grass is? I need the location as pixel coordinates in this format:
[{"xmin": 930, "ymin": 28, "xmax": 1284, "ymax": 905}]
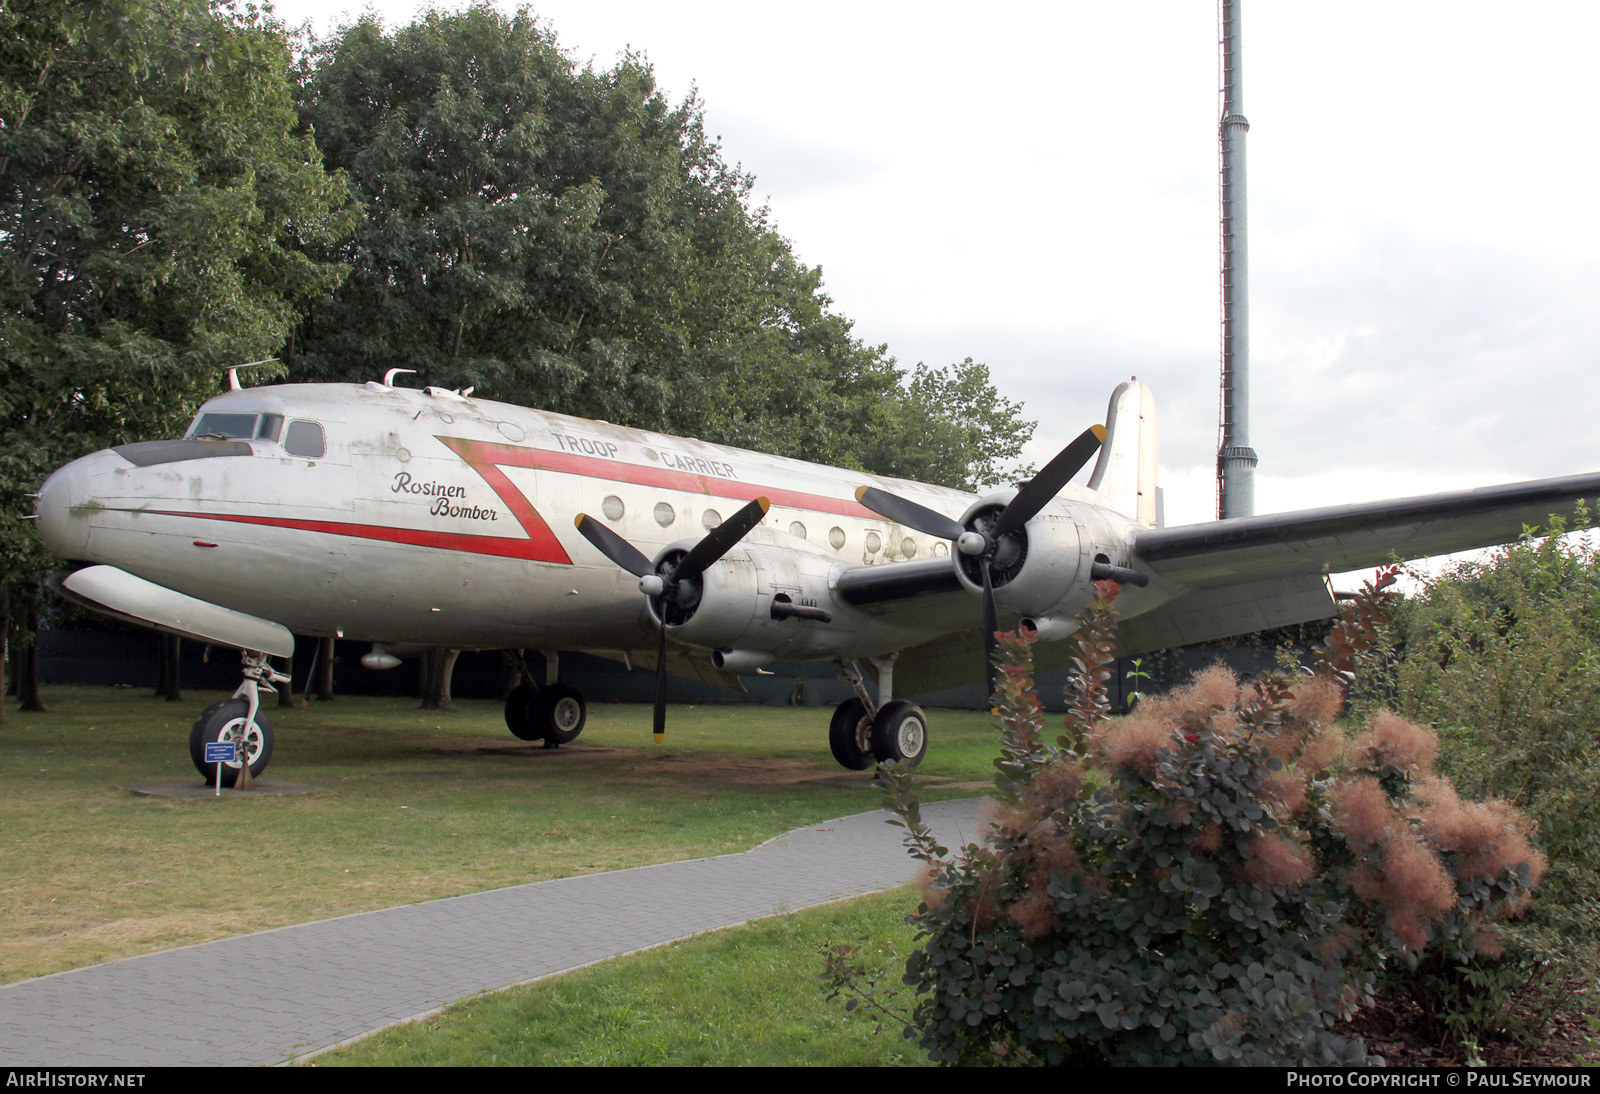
[
  {"xmin": 314, "ymin": 887, "xmax": 929, "ymax": 1067},
  {"xmin": 0, "ymin": 687, "xmax": 995, "ymax": 983}
]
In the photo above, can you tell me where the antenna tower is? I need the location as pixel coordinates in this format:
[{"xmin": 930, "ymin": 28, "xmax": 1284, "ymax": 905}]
[{"xmin": 1216, "ymin": 0, "xmax": 1257, "ymax": 518}]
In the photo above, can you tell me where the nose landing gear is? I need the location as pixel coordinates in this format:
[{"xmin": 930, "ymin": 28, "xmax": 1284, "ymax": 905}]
[{"xmin": 189, "ymin": 650, "xmax": 287, "ymax": 787}]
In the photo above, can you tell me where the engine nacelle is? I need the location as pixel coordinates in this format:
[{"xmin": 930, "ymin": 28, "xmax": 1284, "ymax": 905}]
[
  {"xmin": 650, "ymin": 537, "xmax": 851, "ymax": 660},
  {"xmin": 952, "ymin": 492, "xmax": 1093, "ymax": 621}
]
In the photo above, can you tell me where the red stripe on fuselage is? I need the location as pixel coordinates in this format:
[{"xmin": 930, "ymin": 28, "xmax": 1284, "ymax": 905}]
[
  {"xmin": 138, "ymin": 435, "xmax": 884, "ymax": 563},
  {"xmin": 436, "ymin": 436, "xmax": 878, "ymax": 519},
  {"xmin": 146, "ymin": 510, "xmax": 572, "ymax": 562}
]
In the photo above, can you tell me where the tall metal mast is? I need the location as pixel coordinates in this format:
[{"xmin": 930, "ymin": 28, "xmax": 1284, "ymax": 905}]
[{"xmin": 1216, "ymin": 0, "xmax": 1257, "ymax": 518}]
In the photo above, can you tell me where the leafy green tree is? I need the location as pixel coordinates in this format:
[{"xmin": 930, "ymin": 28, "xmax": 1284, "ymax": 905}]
[
  {"xmin": 1384, "ymin": 510, "xmax": 1600, "ymax": 948},
  {"xmin": 293, "ymin": 4, "xmax": 1030, "ymax": 483},
  {"xmin": 0, "ymin": 0, "xmax": 354, "ymax": 714}
]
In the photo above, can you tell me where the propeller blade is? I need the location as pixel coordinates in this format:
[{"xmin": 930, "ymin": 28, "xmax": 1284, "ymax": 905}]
[
  {"xmin": 992, "ymin": 424, "xmax": 1106, "ymax": 538},
  {"xmin": 575, "ymin": 514, "xmax": 655, "ymax": 578},
  {"xmin": 982, "ymin": 564, "xmax": 1000, "ymax": 700},
  {"xmin": 854, "ymin": 485, "xmax": 966, "ymax": 541},
  {"xmin": 653, "ymin": 623, "xmax": 668, "ymax": 743},
  {"xmin": 673, "ymin": 496, "xmax": 770, "ymax": 582}
]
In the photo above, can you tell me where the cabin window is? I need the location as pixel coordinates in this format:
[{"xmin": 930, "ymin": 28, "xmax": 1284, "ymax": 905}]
[
  {"xmin": 933, "ymin": 541, "xmax": 949, "ymax": 557},
  {"xmin": 602, "ymin": 495, "xmax": 625, "ymax": 520},
  {"xmin": 789, "ymin": 521, "xmax": 807, "ymax": 540},
  {"xmin": 653, "ymin": 502, "xmax": 676, "ymax": 527},
  {"xmin": 702, "ymin": 508, "xmax": 722, "ymax": 530},
  {"xmin": 901, "ymin": 537, "xmax": 917, "ymax": 558},
  {"xmin": 864, "ymin": 531, "xmax": 882, "ymax": 553},
  {"xmin": 284, "ymin": 420, "xmax": 326, "ymax": 458},
  {"xmin": 828, "ymin": 526, "xmax": 846, "ymax": 550}
]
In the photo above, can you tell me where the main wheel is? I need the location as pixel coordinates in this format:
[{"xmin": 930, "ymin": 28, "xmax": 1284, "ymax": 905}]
[
  {"xmin": 870, "ymin": 700, "xmax": 927, "ymax": 769},
  {"xmin": 504, "ymin": 682, "xmax": 544, "ymax": 741},
  {"xmin": 189, "ymin": 698, "xmax": 274, "ymax": 787},
  {"xmin": 534, "ymin": 683, "xmax": 587, "ymax": 746},
  {"xmin": 828, "ymin": 698, "xmax": 875, "ymax": 770}
]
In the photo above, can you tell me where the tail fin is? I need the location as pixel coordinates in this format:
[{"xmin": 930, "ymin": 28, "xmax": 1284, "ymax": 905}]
[{"xmin": 1086, "ymin": 379, "xmax": 1159, "ymax": 526}]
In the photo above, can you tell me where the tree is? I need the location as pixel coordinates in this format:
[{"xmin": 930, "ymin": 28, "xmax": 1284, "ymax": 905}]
[
  {"xmin": 0, "ymin": 0, "xmax": 354, "ymax": 696},
  {"xmin": 293, "ymin": 4, "xmax": 1031, "ymax": 485}
]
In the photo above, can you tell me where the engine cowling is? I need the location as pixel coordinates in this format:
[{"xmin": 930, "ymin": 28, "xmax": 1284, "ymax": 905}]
[
  {"xmin": 647, "ymin": 538, "xmax": 851, "ymax": 660},
  {"xmin": 951, "ymin": 491, "xmax": 1094, "ymax": 622}
]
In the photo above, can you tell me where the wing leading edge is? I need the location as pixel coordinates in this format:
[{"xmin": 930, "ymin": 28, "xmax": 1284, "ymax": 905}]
[{"xmin": 1131, "ymin": 472, "xmax": 1600, "ymax": 588}]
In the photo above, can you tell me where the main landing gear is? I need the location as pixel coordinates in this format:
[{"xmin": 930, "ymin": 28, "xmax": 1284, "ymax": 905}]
[
  {"xmin": 504, "ymin": 652, "xmax": 587, "ymax": 748},
  {"xmin": 189, "ymin": 650, "xmax": 287, "ymax": 787},
  {"xmin": 828, "ymin": 657, "xmax": 927, "ymax": 771}
]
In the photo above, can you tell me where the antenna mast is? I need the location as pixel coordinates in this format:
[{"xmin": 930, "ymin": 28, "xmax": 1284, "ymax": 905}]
[{"xmin": 1216, "ymin": 0, "xmax": 1257, "ymax": 518}]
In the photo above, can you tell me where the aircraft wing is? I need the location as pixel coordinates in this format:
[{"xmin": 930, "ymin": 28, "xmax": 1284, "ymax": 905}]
[
  {"xmin": 1130, "ymin": 471, "xmax": 1600, "ymax": 588},
  {"xmin": 887, "ymin": 471, "xmax": 1600, "ymax": 697}
]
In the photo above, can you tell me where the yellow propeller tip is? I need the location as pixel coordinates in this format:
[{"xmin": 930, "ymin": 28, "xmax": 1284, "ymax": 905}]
[
  {"xmin": 1092, "ymin": 424, "xmax": 1107, "ymax": 441},
  {"xmin": 853, "ymin": 484, "xmax": 870, "ymax": 502},
  {"xmin": 653, "ymin": 733, "xmax": 665, "ymax": 744}
]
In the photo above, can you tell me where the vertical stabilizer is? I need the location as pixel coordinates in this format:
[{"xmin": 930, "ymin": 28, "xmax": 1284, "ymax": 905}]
[{"xmin": 1086, "ymin": 379, "xmax": 1159, "ymax": 526}]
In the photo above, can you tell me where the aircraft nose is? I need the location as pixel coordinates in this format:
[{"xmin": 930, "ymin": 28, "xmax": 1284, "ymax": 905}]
[{"xmin": 34, "ymin": 451, "xmax": 115, "ymax": 560}]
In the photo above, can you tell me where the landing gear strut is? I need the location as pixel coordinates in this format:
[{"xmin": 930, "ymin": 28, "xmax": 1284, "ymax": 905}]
[
  {"xmin": 829, "ymin": 657, "xmax": 927, "ymax": 770},
  {"xmin": 503, "ymin": 652, "xmax": 587, "ymax": 748},
  {"xmin": 188, "ymin": 650, "xmax": 286, "ymax": 786}
]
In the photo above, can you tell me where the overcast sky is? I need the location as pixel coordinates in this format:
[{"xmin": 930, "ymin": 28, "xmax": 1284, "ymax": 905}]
[{"xmin": 269, "ymin": 1, "xmax": 1600, "ymax": 531}]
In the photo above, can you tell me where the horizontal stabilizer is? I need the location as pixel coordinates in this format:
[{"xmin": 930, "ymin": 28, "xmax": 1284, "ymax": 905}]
[
  {"xmin": 51, "ymin": 565, "xmax": 295, "ymax": 658},
  {"xmin": 1133, "ymin": 472, "xmax": 1600, "ymax": 587}
]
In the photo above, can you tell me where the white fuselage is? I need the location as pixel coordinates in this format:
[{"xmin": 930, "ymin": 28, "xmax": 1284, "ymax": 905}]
[{"xmin": 35, "ymin": 382, "xmax": 1154, "ymax": 664}]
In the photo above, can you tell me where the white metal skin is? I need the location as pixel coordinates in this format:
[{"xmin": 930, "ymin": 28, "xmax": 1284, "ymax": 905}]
[
  {"xmin": 32, "ymin": 374, "xmax": 1600, "ymax": 751},
  {"xmin": 33, "ymin": 378, "xmax": 1156, "ymax": 667}
]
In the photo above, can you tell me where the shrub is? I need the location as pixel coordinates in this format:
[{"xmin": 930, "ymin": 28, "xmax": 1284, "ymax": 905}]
[
  {"xmin": 1384, "ymin": 509, "xmax": 1600, "ymax": 946},
  {"xmin": 880, "ymin": 576, "xmax": 1545, "ymax": 1066}
]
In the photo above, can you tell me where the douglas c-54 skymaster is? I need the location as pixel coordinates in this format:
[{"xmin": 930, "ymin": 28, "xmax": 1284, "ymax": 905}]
[{"xmin": 31, "ymin": 374, "xmax": 1600, "ymax": 786}]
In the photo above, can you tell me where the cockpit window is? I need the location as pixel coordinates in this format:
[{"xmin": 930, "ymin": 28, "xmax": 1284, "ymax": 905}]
[
  {"xmin": 257, "ymin": 414, "xmax": 283, "ymax": 442},
  {"xmin": 189, "ymin": 412, "xmax": 259, "ymax": 440},
  {"xmin": 284, "ymin": 420, "xmax": 326, "ymax": 458}
]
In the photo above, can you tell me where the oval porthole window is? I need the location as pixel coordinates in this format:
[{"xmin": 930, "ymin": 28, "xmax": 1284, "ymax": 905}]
[
  {"xmin": 901, "ymin": 537, "xmax": 917, "ymax": 558},
  {"xmin": 602, "ymin": 495, "xmax": 625, "ymax": 521},
  {"xmin": 933, "ymin": 541, "xmax": 949, "ymax": 556},
  {"xmin": 654, "ymin": 502, "xmax": 676, "ymax": 527},
  {"xmin": 789, "ymin": 521, "xmax": 807, "ymax": 539},
  {"xmin": 864, "ymin": 531, "xmax": 882, "ymax": 553},
  {"xmin": 828, "ymin": 526, "xmax": 846, "ymax": 550},
  {"xmin": 702, "ymin": 509, "xmax": 722, "ymax": 530},
  {"xmin": 498, "ymin": 421, "xmax": 525, "ymax": 442}
]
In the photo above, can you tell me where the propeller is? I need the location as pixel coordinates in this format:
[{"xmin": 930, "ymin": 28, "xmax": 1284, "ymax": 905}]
[
  {"xmin": 576, "ymin": 496, "xmax": 771, "ymax": 742},
  {"xmin": 856, "ymin": 424, "xmax": 1107, "ymax": 696}
]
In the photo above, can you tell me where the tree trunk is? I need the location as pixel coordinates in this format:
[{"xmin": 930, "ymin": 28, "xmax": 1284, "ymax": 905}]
[
  {"xmin": 154, "ymin": 634, "xmax": 182, "ymax": 701},
  {"xmin": 420, "ymin": 648, "xmax": 459, "ymax": 711},
  {"xmin": 277, "ymin": 652, "xmax": 295, "ymax": 708},
  {"xmin": 17, "ymin": 603, "xmax": 44, "ymax": 713},
  {"xmin": 316, "ymin": 636, "xmax": 336, "ymax": 701},
  {"xmin": 501, "ymin": 649, "xmax": 525, "ymax": 701},
  {"xmin": 1, "ymin": 585, "xmax": 9, "ymax": 727}
]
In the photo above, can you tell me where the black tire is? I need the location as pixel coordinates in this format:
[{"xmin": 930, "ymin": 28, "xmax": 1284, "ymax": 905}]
[
  {"xmin": 870, "ymin": 700, "xmax": 928, "ymax": 769},
  {"xmin": 828, "ymin": 698, "xmax": 875, "ymax": 770},
  {"xmin": 534, "ymin": 683, "xmax": 587, "ymax": 746},
  {"xmin": 189, "ymin": 698, "xmax": 274, "ymax": 787},
  {"xmin": 504, "ymin": 682, "xmax": 544, "ymax": 741}
]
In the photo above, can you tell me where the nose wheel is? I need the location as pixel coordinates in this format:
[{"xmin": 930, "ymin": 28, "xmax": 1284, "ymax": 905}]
[{"xmin": 189, "ymin": 698, "xmax": 274, "ymax": 787}]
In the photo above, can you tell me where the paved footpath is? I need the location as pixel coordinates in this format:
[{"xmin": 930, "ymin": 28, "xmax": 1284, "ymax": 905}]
[{"xmin": 0, "ymin": 798, "xmax": 986, "ymax": 1067}]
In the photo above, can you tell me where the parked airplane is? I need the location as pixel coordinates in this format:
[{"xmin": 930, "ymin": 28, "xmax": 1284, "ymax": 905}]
[{"xmin": 31, "ymin": 373, "xmax": 1600, "ymax": 786}]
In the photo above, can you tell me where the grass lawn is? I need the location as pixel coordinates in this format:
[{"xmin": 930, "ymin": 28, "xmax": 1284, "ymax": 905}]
[
  {"xmin": 314, "ymin": 887, "xmax": 929, "ymax": 1067},
  {"xmin": 0, "ymin": 687, "xmax": 995, "ymax": 984}
]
